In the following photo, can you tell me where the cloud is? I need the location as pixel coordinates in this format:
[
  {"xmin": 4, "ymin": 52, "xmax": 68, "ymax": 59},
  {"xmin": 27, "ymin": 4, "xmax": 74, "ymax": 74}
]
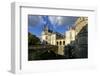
[
  {"xmin": 28, "ymin": 15, "xmax": 79, "ymax": 37},
  {"xmin": 49, "ymin": 16, "xmax": 78, "ymax": 26},
  {"xmin": 28, "ymin": 15, "xmax": 78, "ymax": 30},
  {"xmin": 28, "ymin": 15, "xmax": 43, "ymax": 27},
  {"xmin": 49, "ymin": 16, "xmax": 58, "ymax": 25}
]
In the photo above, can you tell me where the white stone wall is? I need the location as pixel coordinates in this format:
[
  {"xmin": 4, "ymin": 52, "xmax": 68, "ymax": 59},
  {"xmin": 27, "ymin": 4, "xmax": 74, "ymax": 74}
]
[
  {"xmin": 41, "ymin": 31, "xmax": 46, "ymax": 42},
  {"xmin": 58, "ymin": 45, "xmax": 64, "ymax": 55},
  {"xmin": 75, "ymin": 17, "xmax": 88, "ymax": 35},
  {"xmin": 65, "ymin": 31, "xmax": 71, "ymax": 45},
  {"xmin": 41, "ymin": 31, "xmax": 56, "ymax": 45},
  {"xmin": 47, "ymin": 35, "xmax": 51, "ymax": 44},
  {"xmin": 56, "ymin": 39, "xmax": 65, "ymax": 55},
  {"xmin": 70, "ymin": 29, "xmax": 75, "ymax": 41},
  {"xmin": 51, "ymin": 34, "xmax": 56, "ymax": 45}
]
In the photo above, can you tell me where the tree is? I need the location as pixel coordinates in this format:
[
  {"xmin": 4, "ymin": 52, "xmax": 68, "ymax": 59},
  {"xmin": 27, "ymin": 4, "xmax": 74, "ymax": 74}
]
[{"xmin": 28, "ymin": 32, "xmax": 41, "ymax": 45}]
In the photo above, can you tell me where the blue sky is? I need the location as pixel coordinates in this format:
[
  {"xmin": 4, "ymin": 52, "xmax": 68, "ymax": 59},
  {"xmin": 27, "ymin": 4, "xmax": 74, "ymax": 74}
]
[{"xmin": 28, "ymin": 15, "xmax": 79, "ymax": 38}]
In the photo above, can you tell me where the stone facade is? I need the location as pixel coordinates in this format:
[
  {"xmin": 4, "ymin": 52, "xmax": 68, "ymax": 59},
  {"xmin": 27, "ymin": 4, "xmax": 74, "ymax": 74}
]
[
  {"xmin": 64, "ymin": 17, "xmax": 88, "ymax": 58},
  {"xmin": 41, "ymin": 25, "xmax": 76, "ymax": 55},
  {"xmin": 41, "ymin": 17, "xmax": 88, "ymax": 57},
  {"xmin": 74, "ymin": 17, "xmax": 88, "ymax": 58},
  {"xmin": 73, "ymin": 25, "xmax": 88, "ymax": 58}
]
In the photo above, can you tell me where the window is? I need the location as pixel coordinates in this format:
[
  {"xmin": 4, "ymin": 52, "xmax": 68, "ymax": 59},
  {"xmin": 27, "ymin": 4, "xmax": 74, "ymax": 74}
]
[
  {"xmin": 60, "ymin": 41, "xmax": 62, "ymax": 45},
  {"xmin": 56, "ymin": 42, "xmax": 58, "ymax": 45},
  {"xmin": 63, "ymin": 41, "xmax": 65, "ymax": 45}
]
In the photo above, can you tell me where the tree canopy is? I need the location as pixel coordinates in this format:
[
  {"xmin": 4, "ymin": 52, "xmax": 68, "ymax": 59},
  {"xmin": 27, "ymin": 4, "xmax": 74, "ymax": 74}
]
[{"xmin": 28, "ymin": 32, "xmax": 41, "ymax": 45}]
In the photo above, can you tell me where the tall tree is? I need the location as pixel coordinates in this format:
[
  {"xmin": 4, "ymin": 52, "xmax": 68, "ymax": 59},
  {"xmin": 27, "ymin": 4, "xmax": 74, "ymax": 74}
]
[{"xmin": 28, "ymin": 32, "xmax": 41, "ymax": 45}]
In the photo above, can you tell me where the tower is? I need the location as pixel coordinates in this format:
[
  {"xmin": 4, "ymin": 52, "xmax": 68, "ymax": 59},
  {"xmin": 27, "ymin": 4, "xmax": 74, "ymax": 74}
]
[
  {"xmin": 65, "ymin": 25, "xmax": 71, "ymax": 45},
  {"xmin": 70, "ymin": 27, "xmax": 75, "ymax": 41},
  {"xmin": 51, "ymin": 33, "xmax": 56, "ymax": 45},
  {"xmin": 44, "ymin": 25, "xmax": 48, "ymax": 34},
  {"xmin": 65, "ymin": 30, "xmax": 71, "ymax": 45},
  {"xmin": 41, "ymin": 25, "xmax": 49, "ymax": 44}
]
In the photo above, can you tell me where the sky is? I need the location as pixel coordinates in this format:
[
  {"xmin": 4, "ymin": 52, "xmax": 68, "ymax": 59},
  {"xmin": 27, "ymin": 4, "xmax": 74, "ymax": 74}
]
[{"xmin": 28, "ymin": 15, "xmax": 79, "ymax": 38}]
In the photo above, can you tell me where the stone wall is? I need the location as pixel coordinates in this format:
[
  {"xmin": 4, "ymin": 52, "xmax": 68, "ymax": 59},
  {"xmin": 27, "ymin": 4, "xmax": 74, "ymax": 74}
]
[
  {"xmin": 64, "ymin": 17, "xmax": 88, "ymax": 58},
  {"xmin": 72, "ymin": 24, "xmax": 88, "ymax": 58}
]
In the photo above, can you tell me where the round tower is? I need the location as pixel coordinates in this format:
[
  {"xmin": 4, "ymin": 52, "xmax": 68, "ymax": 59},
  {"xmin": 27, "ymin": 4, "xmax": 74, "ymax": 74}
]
[{"xmin": 41, "ymin": 25, "xmax": 48, "ymax": 44}]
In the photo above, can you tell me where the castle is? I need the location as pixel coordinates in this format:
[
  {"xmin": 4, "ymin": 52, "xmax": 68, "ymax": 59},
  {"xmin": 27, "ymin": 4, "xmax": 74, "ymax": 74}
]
[
  {"xmin": 41, "ymin": 24, "xmax": 75, "ymax": 55},
  {"xmin": 41, "ymin": 17, "xmax": 88, "ymax": 55}
]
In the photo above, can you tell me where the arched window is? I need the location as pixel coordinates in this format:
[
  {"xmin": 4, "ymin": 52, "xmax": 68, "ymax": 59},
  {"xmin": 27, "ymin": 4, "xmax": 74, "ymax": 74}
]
[
  {"xmin": 56, "ymin": 42, "xmax": 58, "ymax": 45},
  {"xmin": 60, "ymin": 41, "xmax": 62, "ymax": 45},
  {"xmin": 63, "ymin": 41, "xmax": 65, "ymax": 45}
]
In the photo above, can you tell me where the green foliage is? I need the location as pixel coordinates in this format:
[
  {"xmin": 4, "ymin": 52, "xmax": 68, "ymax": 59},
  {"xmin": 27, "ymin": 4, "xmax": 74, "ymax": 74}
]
[
  {"xmin": 28, "ymin": 32, "xmax": 41, "ymax": 45},
  {"xmin": 28, "ymin": 49, "xmax": 66, "ymax": 60}
]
